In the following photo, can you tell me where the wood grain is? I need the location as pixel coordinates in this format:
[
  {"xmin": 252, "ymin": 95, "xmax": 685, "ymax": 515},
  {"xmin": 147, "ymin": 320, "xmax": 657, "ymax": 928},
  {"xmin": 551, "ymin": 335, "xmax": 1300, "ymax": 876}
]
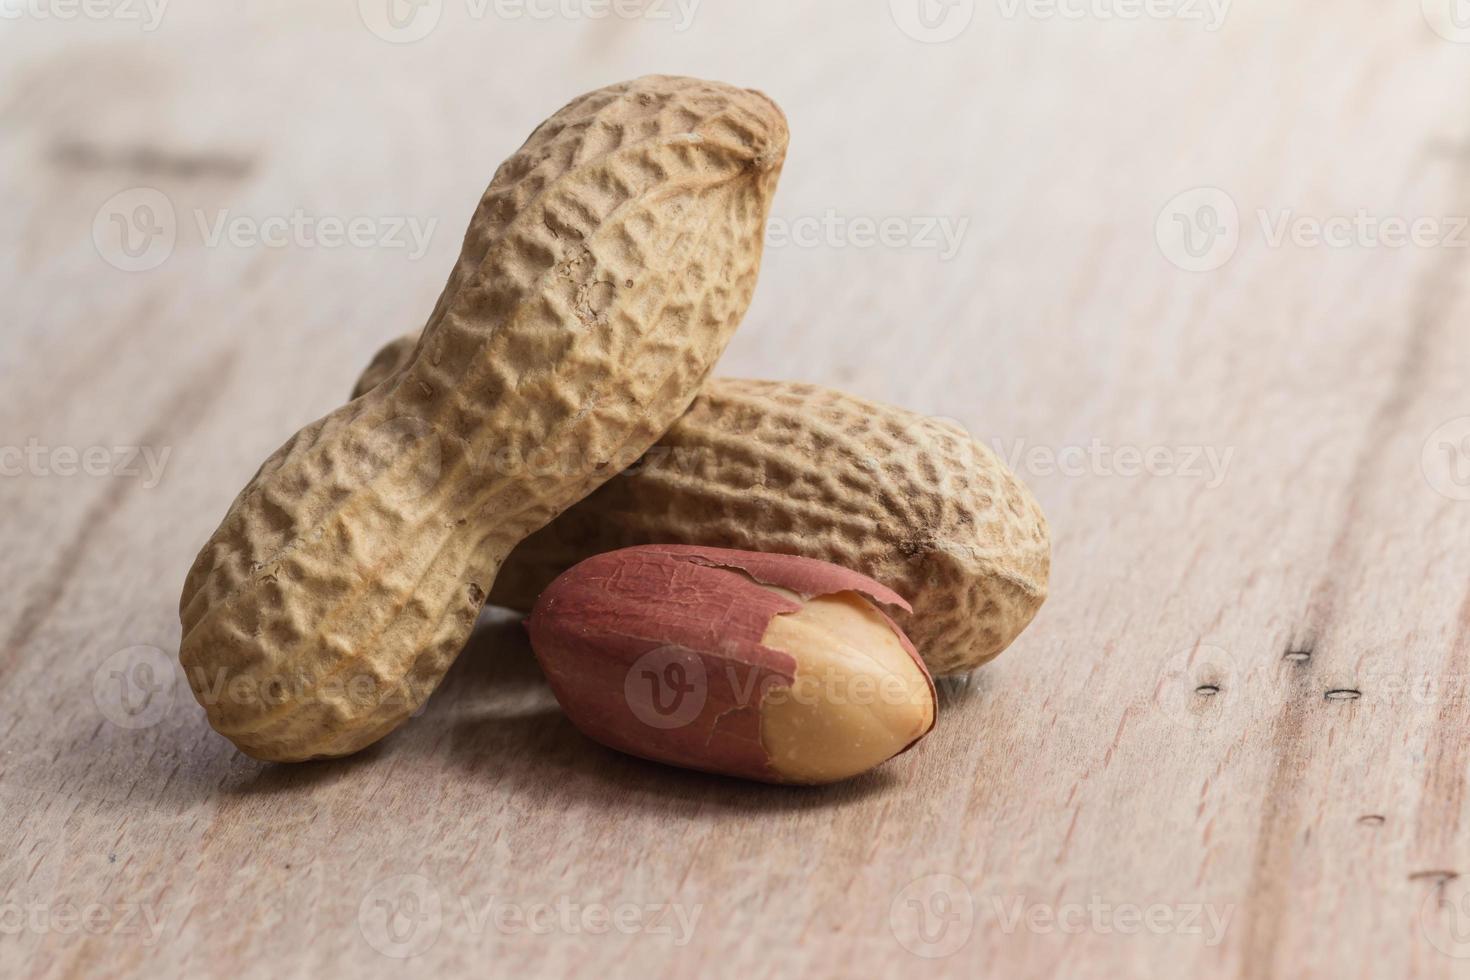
[{"xmin": 5, "ymin": 2, "xmax": 1470, "ymax": 977}]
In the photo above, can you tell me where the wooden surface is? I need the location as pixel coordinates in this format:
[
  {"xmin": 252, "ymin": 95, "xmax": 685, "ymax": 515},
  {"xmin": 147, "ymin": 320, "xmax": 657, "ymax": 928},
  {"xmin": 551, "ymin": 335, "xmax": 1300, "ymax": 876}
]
[{"xmin": 6, "ymin": 2, "xmax": 1470, "ymax": 976}]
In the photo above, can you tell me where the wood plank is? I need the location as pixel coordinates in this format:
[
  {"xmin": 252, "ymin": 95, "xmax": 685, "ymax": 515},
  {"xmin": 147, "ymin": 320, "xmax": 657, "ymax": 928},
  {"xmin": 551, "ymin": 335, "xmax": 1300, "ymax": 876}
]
[{"xmin": 5, "ymin": 3, "xmax": 1470, "ymax": 976}]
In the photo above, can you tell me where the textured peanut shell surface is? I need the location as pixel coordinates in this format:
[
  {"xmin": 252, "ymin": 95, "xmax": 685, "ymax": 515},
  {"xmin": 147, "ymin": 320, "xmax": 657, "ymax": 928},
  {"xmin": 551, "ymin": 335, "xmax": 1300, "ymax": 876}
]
[
  {"xmin": 178, "ymin": 76, "xmax": 789, "ymax": 761},
  {"xmin": 528, "ymin": 545, "xmax": 935, "ymax": 784},
  {"xmin": 358, "ymin": 342, "xmax": 1049, "ymax": 676}
]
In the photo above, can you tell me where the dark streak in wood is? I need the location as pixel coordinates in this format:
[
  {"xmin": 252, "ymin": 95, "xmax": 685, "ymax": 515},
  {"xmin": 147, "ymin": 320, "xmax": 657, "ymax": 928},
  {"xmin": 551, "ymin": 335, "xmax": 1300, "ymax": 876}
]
[
  {"xmin": 1409, "ymin": 870, "xmax": 1461, "ymax": 883},
  {"xmin": 1239, "ymin": 657, "xmax": 1314, "ymax": 980},
  {"xmin": 1239, "ymin": 182, "xmax": 1468, "ymax": 973},
  {"xmin": 50, "ymin": 140, "xmax": 254, "ymax": 181},
  {"xmin": 1414, "ymin": 588, "xmax": 1470, "ymax": 862}
]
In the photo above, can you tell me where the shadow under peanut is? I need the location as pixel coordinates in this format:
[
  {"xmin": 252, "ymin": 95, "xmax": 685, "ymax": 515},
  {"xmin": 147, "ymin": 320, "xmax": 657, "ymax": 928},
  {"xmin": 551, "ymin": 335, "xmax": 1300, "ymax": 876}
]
[
  {"xmin": 165, "ymin": 609, "xmax": 914, "ymax": 811},
  {"xmin": 431, "ymin": 612, "xmax": 908, "ymax": 813}
]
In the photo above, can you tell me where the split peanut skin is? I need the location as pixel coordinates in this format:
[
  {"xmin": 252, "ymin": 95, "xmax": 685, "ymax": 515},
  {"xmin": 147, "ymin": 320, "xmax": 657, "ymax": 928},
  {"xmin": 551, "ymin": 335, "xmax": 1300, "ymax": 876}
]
[
  {"xmin": 527, "ymin": 545, "xmax": 937, "ymax": 785},
  {"xmin": 758, "ymin": 587, "xmax": 935, "ymax": 784}
]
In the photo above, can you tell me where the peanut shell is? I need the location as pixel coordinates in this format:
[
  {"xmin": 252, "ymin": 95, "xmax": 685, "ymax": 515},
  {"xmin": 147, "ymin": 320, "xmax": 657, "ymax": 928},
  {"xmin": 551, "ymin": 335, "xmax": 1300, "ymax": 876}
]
[
  {"xmin": 357, "ymin": 340, "xmax": 1048, "ymax": 676},
  {"xmin": 178, "ymin": 75, "xmax": 789, "ymax": 760}
]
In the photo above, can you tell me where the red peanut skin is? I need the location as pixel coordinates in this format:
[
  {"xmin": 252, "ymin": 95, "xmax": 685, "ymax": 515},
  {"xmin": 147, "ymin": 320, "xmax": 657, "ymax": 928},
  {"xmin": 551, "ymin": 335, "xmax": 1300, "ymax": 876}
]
[{"xmin": 527, "ymin": 545, "xmax": 931, "ymax": 783}]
